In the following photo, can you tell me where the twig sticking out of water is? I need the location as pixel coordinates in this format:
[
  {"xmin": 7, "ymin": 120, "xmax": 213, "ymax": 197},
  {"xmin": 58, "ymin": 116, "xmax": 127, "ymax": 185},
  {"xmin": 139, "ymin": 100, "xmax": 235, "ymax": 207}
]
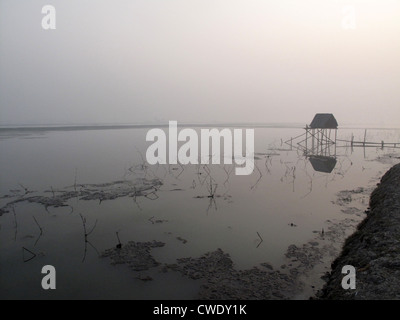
[
  {"xmin": 256, "ymin": 231, "xmax": 264, "ymax": 248},
  {"xmin": 22, "ymin": 247, "xmax": 36, "ymax": 262},
  {"xmin": 33, "ymin": 216, "xmax": 43, "ymax": 231},
  {"xmin": 33, "ymin": 215, "xmax": 43, "ymax": 246},
  {"xmin": 132, "ymin": 186, "xmax": 142, "ymax": 211},
  {"xmin": 222, "ymin": 164, "xmax": 234, "ymax": 187},
  {"xmin": 207, "ymin": 177, "xmax": 217, "ymax": 198},
  {"xmin": 300, "ymin": 164, "xmax": 313, "ymax": 199},
  {"xmin": 18, "ymin": 183, "xmax": 29, "ymax": 196},
  {"xmin": 116, "ymin": 231, "xmax": 122, "ymax": 249},
  {"xmin": 198, "ymin": 165, "xmax": 212, "ymax": 186},
  {"xmin": 135, "ymin": 147, "xmax": 149, "ymax": 176},
  {"xmin": 265, "ymin": 156, "xmax": 272, "ymax": 174},
  {"xmin": 176, "ymin": 161, "xmax": 185, "ymax": 179},
  {"xmin": 79, "ymin": 213, "xmax": 98, "ymax": 262},
  {"xmin": 250, "ymin": 160, "xmax": 263, "ymax": 190},
  {"xmin": 144, "ymin": 188, "xmax": 159, "ymax": 200}
]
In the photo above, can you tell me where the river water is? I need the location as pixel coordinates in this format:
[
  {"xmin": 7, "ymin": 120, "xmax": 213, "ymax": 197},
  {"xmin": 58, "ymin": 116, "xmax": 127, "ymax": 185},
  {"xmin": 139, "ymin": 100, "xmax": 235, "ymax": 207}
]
[{"xmin": 0, "ymin": 124, "xmax": 399, "ymax": 299}]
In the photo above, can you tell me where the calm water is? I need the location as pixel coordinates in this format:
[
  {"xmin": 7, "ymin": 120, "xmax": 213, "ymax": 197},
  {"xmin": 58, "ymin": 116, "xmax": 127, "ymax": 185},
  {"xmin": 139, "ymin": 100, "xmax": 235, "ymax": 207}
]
[{"xmin": 0, "ymin": 125, "xmax": 399, "ymax": 299}]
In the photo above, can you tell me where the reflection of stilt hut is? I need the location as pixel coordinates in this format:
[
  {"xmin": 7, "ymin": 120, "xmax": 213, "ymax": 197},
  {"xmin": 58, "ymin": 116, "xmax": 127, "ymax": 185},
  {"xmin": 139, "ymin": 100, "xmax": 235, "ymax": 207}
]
[
  {"xmin": 308, "ymin": 155, "xmax": 337, "ymax": 173},
  {"xmin": 305, "ymin": 113, "xmax": 338, "ymax": 157}
]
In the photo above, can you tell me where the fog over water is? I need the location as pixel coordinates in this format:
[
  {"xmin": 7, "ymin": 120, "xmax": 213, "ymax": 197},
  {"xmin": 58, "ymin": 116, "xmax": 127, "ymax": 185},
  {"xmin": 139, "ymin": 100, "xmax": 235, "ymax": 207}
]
[{"xmin": 0, "ymin": 0, "xmax": 399, "ymax": 127}]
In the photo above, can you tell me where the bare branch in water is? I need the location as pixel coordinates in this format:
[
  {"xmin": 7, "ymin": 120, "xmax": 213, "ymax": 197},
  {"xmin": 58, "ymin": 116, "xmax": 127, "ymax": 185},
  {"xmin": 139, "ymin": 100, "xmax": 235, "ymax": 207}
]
[
  {"xmin": 18, "ymin": 183, "xmax": 29, "ymax": 196},
  {"xmin": 79, "ymin": 213, "xmax": 98, "ymax": 262},
  {"xmin": 250, "ymin": 160, "xmax": 263, "ymax": 190},
  {"xmin": 256, "ymin": 232, "xmax": 264, "ymax": 248},
  {"xmin": 33, "ymin": 215, "xmax": 43, "ymax": 246},
  {"xmin": 22, "ymin": 247, "xmax": 36, "ymax": 262},
  {"xmin": 116, "ymin": 231, "xmax": 122, "ymax": 248},
  {"xmin": 221, "ymin": 164, "xmax": 234, "ymax": 187},
  {"xmin": 86, "ymin": 219, "xmax": 98, "ymax": 236}
]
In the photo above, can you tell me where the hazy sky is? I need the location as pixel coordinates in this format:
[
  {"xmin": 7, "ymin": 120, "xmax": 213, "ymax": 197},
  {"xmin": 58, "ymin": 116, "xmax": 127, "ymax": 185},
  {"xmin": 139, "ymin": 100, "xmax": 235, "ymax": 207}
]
[{"xmin": 0, "ymin": 0, "xmax": 399, "ymax": 126}]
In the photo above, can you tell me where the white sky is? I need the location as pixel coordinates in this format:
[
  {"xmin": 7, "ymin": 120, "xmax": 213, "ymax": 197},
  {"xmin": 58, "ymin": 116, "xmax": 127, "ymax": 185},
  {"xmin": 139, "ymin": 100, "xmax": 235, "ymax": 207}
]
[{"xmin": 0, "ymin": 0, "xmax": 399, "ymax": 126}]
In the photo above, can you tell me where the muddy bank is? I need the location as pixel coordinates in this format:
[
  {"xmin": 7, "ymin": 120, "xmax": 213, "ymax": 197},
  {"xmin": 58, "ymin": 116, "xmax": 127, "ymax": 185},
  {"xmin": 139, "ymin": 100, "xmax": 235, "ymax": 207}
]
[
  {"xmin": 102, "ymin": 244, "xmax": 301, "ymax": 299},
  {"xmin": 100, "ymin": 216, "xmax": 360, "ymax": 300},
  {"xmin": 318, "ymin": 163, "xmax": 400, "ymax": 299}
]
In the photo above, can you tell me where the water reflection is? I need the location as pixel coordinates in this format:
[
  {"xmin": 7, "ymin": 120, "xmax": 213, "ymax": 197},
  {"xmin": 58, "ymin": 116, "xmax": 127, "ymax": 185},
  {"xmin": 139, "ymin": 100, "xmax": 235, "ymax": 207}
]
[
  {"xmin": 308, "ymin": 155, "xmax": 337, "ymax": 173},
  {"xmin": 1, "ymin": 126, "xmax": 399, "ymax": 299}
]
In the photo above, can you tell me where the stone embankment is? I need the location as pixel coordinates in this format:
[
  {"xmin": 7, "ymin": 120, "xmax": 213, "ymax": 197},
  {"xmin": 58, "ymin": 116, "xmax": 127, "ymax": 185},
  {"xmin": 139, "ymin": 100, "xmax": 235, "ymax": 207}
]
[{"xmin": 318, "ymin": 163, "xmax": 400, "ymax": 299}]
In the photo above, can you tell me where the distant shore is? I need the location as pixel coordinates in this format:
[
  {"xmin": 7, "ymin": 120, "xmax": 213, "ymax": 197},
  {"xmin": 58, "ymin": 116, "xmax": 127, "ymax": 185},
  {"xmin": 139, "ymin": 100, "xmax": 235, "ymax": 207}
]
[
  {"xmin": 317, "ymin": 162, "xmax": 400, "ymax": 299},
  {"xmin": 1, "ymin": 123, "xmax": 399, "ymax": 133}
]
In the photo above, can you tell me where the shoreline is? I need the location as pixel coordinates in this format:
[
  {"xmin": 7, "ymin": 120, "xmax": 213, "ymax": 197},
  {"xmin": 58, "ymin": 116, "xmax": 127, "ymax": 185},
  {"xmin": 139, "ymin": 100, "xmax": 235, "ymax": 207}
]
[{"xmin": 317, "ymin": 162, "xmax": 400, "ymax": 299}]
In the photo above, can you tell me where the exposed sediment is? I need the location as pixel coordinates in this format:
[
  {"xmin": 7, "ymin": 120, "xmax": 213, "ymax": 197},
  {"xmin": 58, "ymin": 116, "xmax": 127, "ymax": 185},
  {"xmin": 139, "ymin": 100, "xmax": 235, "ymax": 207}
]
[
  {"xmin": 318, "ymin": 163, "xmax": 400, "ymax": 299},
  {"xmin": 0, "ymin": 178, "xmax": 162, "ymax": 215}
]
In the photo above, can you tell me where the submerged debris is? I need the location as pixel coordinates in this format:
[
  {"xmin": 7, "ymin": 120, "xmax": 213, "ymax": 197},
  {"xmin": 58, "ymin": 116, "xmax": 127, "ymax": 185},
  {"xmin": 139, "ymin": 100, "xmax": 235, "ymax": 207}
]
[
  {"xmin": 176, "ymin": 237, "xmax": 188, "ymax": 244},
  {"xmin": 335, "ymin": 187, "xmax": 371, "ymax": 207},
  {"xmin": 101, "ymin": 241, "xmax": 165, "ymax": 271},
  {"xmin": 166, "ymin": 248, "xmax": 299, "ymax": 299},
  {"xmin": 0, "ymin": 178, "xmax": 163, "ymax": 216}
]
